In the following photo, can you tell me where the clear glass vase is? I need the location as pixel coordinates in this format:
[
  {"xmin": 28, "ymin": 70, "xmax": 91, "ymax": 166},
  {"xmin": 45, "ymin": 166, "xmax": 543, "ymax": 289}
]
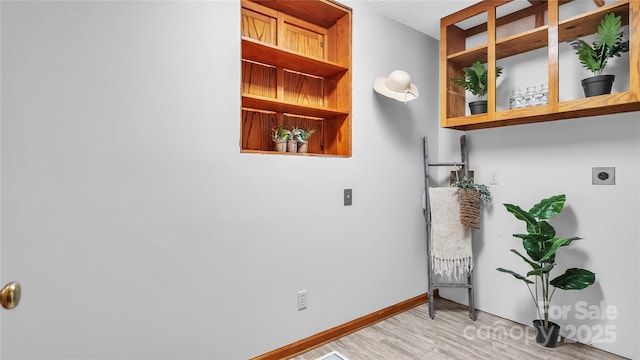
[
  {"xmin": 535, "ymin": 83, "xmax": 549, "ymax": 105},
  {"xmin": 509, "ymin": 89, "xmax": 524, "ymax": 109},
  {"xmin": 523, "ymin": 86, "xmax": 537, "ymax": 107}
]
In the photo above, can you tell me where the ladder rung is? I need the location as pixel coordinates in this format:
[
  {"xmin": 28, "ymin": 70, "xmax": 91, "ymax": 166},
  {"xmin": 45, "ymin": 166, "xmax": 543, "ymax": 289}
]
[
  {"xmin": 432, "ymin": 283, "xmax": 472, "ymax": 288},
  {"xmin": 428, "ymin": 162, "xmax": 466, "ymax": 167}
]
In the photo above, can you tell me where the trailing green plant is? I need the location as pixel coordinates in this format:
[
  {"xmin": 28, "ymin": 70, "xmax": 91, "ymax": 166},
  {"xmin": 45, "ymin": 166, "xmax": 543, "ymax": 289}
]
[
  {"xmin": 451, "ymin": 177, "xmax": 491, "ymax": 203},
  {"xmin": 271, "ymin": 126, "xmax": 291, "ymax": 142},
  {"xmin": 496, "ymin": 194, "xmax": 596, "ymax": 330},
  {"xmin": 569, "ymin": 12, "xmax": 629, "ymax": 77},
  {"xmin": 292, "ymin": 128, "xmax": 315, "ymax": 143},
  {"xmin": 451, "ymin": 61, "xmax": 503, "ymax": 99}
]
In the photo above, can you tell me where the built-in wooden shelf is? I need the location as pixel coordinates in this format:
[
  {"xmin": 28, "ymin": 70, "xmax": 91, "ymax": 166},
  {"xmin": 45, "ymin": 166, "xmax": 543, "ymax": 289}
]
[
  {"xmin": 440, "ymin": 0, "xmax": 639, "ymax": 130},
  {"xmin": 240, "ymin": 148, "xmax": 346, "ymax": 157},
  {"xmin": 241, "ymin": 37, "xmax": 348, "ymax": 78},
  {"xmin": 240, "ymin": 0, "xmax": 352, "ymax": 156},
  {"xmin": 242, "ymin": 94, "xmax": 349, "ymax": 119}
]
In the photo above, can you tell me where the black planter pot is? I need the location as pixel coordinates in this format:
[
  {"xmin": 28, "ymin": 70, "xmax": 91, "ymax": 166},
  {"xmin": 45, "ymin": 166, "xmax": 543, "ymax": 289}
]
[
  {"xmin": 533, "ymin": 320, "xmax": 561, "ymax": 348},
  {"xmin": 469, "ymin": 100, "xmax": 487, "ymax": 114},
  {"xmin": 581, "ymin": 75, "xmax": 615, "ymax": 97}
]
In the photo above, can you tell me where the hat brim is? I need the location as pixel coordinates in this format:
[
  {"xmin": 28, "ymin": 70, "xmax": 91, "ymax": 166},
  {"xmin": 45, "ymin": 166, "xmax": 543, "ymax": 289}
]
[{"xmin": 374, "ymin": 76, "xmax": 419, "ymax": 102}]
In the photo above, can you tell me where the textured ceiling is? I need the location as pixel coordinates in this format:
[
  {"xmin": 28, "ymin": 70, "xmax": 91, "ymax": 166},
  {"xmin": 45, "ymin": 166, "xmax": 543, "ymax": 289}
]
[{"xmin": 361, "ymin": 0, "xmax": 478, "ymax": 39}]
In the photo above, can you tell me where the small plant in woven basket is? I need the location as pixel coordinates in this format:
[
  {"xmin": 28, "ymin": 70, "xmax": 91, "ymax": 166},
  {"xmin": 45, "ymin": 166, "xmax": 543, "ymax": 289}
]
[{"xmin": 452, "ymin": 177, "xmax": 491, "ymax": 228}]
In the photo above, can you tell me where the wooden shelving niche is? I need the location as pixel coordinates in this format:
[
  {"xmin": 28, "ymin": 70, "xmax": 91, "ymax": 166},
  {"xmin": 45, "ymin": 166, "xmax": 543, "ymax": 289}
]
[
  {"xmin": 440, "ymin": 0, "xmax": 640, "ymax": 130},
  {"xmin": 241, "ymin": 0, "xmax": 352, "ymax": 156}
]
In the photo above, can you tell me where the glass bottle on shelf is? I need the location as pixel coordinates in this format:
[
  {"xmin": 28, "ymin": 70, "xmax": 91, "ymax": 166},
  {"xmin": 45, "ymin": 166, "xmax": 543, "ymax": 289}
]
[
  {"xmin": 509, "ymin": 89, "xmax": 524, "ymax": 109},
  {"xmin": 535, "ymin": 83, "xmax": 549, "ymax": 105},
  {"xmin": 523, "ymin": 86, "xmax": 537, "ymax": 107}
]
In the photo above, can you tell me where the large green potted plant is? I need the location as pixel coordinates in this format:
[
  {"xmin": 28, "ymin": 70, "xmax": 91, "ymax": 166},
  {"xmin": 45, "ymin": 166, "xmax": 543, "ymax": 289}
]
[
  {"xmin": 569, "ymin": 12, "xmax": 629, "ymax": 97},
  {"xmin": 451, "ymin": 60, "xmax": 503, "ymax": 114},
  {"xmin": 496, "ymin": 194, "xmax": 596, "ymax": 348}
]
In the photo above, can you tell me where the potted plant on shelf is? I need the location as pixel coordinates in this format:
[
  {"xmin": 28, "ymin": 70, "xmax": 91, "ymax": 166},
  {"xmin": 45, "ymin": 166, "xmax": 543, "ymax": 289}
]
[
  {"xmin": 451, "ymin": 176, "xmax": 491, "ymax": 229},
  {"xmin": 286, "ymin": 129, "xmax": 297, "ymax": 153},
  {"xmin": 569, "ymin": 12, "xmax": 629, "ymax": 97},
  {"xmin": 451, "ymin": 60, "xmax": 503, "ymax": 115},
  {"xmin": 271, "ymin": 126, "xmax": 290, "ymax": 153},
  {"xmin": 292, "ymin": 128, "xmax": 315, "ymax": 153},
  {"xmin": 497, "ymin": 194, "xmax": 596, "ymax": 348}
]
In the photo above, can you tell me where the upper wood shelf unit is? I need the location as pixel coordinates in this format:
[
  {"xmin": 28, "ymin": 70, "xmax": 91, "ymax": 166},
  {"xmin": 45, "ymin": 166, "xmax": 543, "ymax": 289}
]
[
  {"xmin": 241, "ymin": 0, "xmax": 352, "ymax": 156},
  {"xmin": 440, "ymin": 0, "xmax": 640, "ymax": 130}
]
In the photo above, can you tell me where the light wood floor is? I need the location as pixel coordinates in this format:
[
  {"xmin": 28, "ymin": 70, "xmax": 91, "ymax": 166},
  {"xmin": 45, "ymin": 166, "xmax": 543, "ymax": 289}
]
[{"xmin": 291, "ymin": 298, "xmax": 628, "ymax": 360}]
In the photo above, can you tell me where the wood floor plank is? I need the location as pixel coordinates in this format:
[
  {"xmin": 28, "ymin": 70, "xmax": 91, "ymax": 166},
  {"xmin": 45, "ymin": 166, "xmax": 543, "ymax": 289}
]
[{"xmin": 291, "ymin": 299, "xmax": 628, "ymax": 360}]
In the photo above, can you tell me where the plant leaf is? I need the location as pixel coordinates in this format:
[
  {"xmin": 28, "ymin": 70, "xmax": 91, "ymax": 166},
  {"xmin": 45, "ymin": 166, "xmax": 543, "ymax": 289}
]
[
  {"xmin": 550, "ymin": 268, "xmax": 596, "ymax": 290},
  {"xmin": 539, "ymin": 221, "xmax": 556, "ymax": 238},
  {"xmin": 560, "ymin": 236, "xmax": 582, "ymax": 247},
  {"xmin": 450, "ymin": 61, "xmax": 502, "ymax": 98},
  {"xmin": 567, "ymin": 12, "xmax": 629, "ymax": 76},
  {"xmin": 539, "ymin": 237, "xmax": 571, "ymax": 262},
  {"xmin": 570, "ymin": 39, "xmax": 601, "ymax": 75},
  {"xmin": 596, "ymin": 12, "xmax": 622, "ymax": 49},
  {"xmin": 527, "ymin": 263, "xmax": 554, "ymax": 277},
  {"xmin": 510, "ymin": 249, "xmax": 540, "ymax": 269},
  {"xmin": 497, "ymin": 267, "xmax": 534, "ymax": 284},
  {"xmin": 513, "ymin": 233, "xmax": 551, "ymax": 242},
  {"xmin": 529, "ymin": 194, "xmax": 565, "ymax": 221},
  {"xmin": 504, "ymin": 203, "xmax": 538, "ymax": 229},
  {"xmin": 523, "ymin": 237, "xmax": 545, "ymax": 262},
  {"xmin": 525, "ymin": 236, "xmax": 581, "ymax": 263}
]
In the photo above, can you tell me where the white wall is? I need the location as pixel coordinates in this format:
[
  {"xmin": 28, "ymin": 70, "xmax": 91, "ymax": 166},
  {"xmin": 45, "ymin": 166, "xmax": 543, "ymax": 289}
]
[
  {"xmin": 439, "ymin": 93, "xmax": 640, "ymax": 358},
  {"xmin": 5, "ymin": 1, "xmax": 637, "ymax": 359},
  {"xmin": 0, "ymin": 1, "xmax": 440, "ymax": 359}
]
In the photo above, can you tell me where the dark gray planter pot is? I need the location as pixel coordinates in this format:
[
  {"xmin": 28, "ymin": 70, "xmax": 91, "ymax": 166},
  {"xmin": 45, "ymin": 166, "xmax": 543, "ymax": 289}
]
[
  {"xmin": 468, "ymin": 100, "xmax": 487, "ymax": 114},
  {"xmin": 533, "ymin": 320, "xmax": 561, "ymax": 348},
  {"xmin": 581, "ymin": 75, "xmax": 615, "ymax": 97}
]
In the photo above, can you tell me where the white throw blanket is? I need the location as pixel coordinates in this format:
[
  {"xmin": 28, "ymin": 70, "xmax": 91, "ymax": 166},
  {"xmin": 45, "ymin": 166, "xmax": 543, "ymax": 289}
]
[{"xmin": 428, "ymin": 187, "xmax": 473, "ymax": 280}]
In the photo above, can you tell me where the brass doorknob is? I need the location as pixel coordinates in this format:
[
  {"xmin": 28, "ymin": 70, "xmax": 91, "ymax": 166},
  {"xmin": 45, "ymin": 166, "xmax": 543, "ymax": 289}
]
[{"xmin": 1, "ymin": 282, "xmax": 21, "ymax": 310}]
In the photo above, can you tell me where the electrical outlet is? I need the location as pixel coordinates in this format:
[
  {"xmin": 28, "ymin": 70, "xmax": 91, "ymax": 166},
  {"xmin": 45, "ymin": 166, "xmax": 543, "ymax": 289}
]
[
  {"xmin": 489, "ymin": 169, "xmax": 499, "ymax": 185},
  {"xmin": 297, "ymin": 290, "xmax": 308, "ymax": 311},
  {"xmin": 592, "ymin": 167, "xmax": 615, "ymax": 185}
]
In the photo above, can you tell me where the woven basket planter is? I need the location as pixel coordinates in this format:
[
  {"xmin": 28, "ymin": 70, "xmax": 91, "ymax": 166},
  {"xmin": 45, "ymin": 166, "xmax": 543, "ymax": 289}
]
[{"xmin": 458, "ymin": 188, "xmax": 481, "ymax": 228}]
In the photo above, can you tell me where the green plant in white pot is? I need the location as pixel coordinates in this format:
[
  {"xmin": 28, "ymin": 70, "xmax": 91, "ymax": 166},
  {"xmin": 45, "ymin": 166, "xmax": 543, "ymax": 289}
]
[
  {"xmin": 497, "ymin": 194, "xmax": 596, "ymax": 348},
  {"xmin": 271, "ymin": 126, "xmax": 290, "ymax": 153},
  {"xmin": 286, "ymin": 128, "xmax": 298, "ymax": 153},
  {"xmin": 293, "ymin": 128, "xmax": 315, "ymax": 153},
  {"xmin": 569, "ymin": 12, "xmax": 629, "ymax": 97},
  {"xmin": 451, "ymin": 61, "xmax": 503, "ymax": 115}
]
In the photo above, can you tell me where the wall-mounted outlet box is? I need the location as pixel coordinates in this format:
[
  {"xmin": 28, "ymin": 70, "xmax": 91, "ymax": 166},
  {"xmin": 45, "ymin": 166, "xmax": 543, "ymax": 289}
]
[
  {"xmin": 592, "ymin": 167, "xmax": 615, "ymax": 185},
  {"xmin": 344, "ymin": 189, "xmax": 352, "ymax": 206},
  {"xmin": 297, "ymin": 290, "xmax": 308, "ymax": 311}
]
